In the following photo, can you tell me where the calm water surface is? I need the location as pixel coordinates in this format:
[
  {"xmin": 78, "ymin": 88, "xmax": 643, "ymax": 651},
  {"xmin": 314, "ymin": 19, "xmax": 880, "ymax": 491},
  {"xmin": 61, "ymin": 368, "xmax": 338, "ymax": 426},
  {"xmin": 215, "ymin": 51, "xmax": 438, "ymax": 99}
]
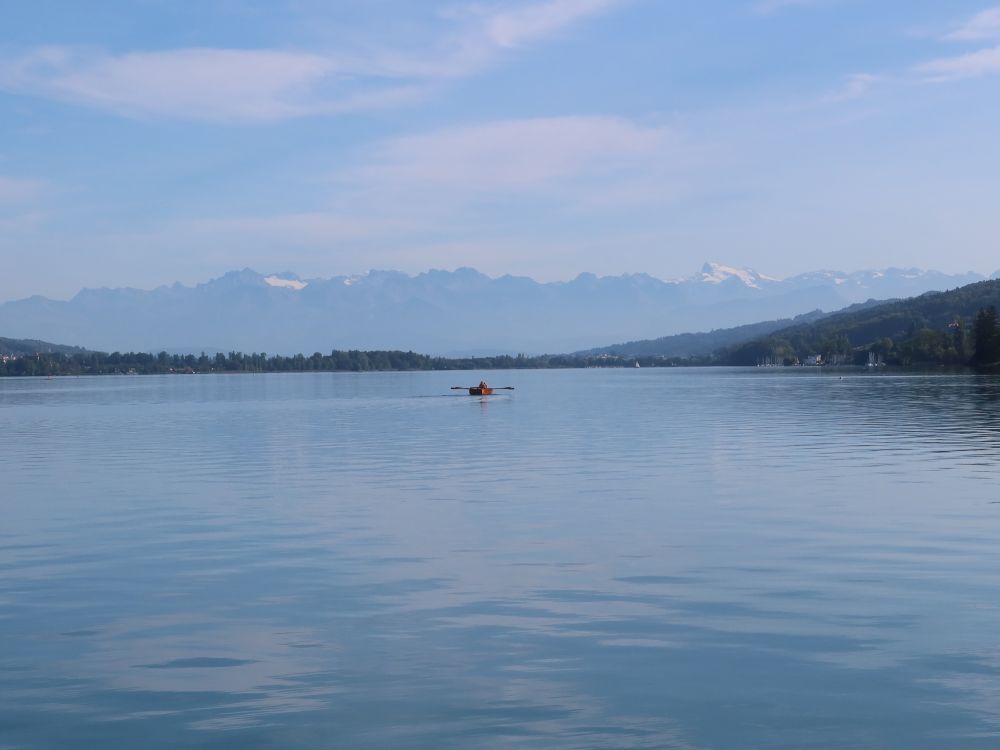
[{"xmin": 3, "ymin": 368, "xmax": 1000, "ymax": 748}]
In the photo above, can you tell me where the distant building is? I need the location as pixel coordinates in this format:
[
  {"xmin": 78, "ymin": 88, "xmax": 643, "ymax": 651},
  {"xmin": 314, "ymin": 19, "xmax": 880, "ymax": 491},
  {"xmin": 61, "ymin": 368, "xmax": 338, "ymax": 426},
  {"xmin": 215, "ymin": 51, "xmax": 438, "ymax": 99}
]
[{"xmin": 803, "ymin": 354, "xmax": 822, "ymax": 366}]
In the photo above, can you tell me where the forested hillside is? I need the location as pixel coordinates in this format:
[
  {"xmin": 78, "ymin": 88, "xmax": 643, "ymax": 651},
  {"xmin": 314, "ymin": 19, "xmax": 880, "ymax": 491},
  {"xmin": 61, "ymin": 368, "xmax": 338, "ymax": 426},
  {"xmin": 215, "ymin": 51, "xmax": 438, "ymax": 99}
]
[
  {"xmin": 576, "ymin": 310, "xmax": 828, "ymax": 358},
  {"xmin": 0, "ymin": 336, "xmax": 89, "ymax": 356},
  {"xmin": 722, "ymin": 280, "xmax": 1000, "ymax": 366}
]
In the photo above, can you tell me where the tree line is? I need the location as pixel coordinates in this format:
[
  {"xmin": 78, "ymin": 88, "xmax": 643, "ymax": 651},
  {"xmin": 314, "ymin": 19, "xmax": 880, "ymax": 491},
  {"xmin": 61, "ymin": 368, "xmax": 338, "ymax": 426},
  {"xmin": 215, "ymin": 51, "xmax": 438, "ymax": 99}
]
[{"xmin": 0, "ymin": 348, "xmax": 667, "ymax": 377}]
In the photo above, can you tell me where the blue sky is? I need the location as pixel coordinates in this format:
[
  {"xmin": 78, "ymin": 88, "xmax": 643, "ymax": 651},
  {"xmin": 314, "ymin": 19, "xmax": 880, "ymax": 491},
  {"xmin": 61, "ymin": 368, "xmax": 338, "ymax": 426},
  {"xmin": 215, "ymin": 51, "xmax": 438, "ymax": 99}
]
[{"xmin": 2, "ymin": 0, "xmax": 999, "ymax": 300}]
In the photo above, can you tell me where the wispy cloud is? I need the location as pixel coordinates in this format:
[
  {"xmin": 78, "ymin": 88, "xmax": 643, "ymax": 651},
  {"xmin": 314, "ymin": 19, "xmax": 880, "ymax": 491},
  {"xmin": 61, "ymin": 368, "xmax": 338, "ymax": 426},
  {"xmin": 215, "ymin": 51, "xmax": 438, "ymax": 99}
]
[
  {"xmin": 944, "ymin": 6, "xmax": 1000, "ymax": 42},
  {"xmin": 354, "ymin": 116, "xmax": 673, "ymax": 195},
  {"xmin": 0, "ymin": 0, "xmax": 625, "ymax": 121},
  {"xmin": 911, "ymin": 6, "xmax": 1000, "ymax": 82},
  {"xmin": 164, "ymin": 116, "xmax": 689, "ymax": 262},
  {"xmin": 753, "ymin": 0, "xmax": 824, "ymax": 16},
  {"xmin": 916, "ymin": 44, "xmax": 1000, "ymax": 81},
  {"xmin": 820, "ymin": 72, "xmax": 881, "ymax": 102},
  {"xmin": 477, "ymin": 0, "xmax": 623, "ymax": 48},
  {"xmin": 0, "ymin": 47, "xmax": 345, "ymax": 121}
]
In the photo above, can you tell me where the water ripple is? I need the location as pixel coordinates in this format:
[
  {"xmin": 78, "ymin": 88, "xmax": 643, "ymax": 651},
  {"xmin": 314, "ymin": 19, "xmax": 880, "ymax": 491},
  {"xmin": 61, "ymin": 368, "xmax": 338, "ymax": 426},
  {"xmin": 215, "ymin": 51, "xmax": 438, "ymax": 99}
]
[{"xmin": 3, "ymin": 369, "xmax": 1000, "ymax": 748}]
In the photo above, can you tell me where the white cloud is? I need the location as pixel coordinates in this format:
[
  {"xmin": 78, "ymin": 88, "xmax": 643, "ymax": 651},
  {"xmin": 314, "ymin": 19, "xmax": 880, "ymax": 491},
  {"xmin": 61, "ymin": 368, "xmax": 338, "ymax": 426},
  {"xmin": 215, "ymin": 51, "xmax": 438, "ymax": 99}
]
[
  {"xmin": 820, "ymin": 72, "xmax": 880, "ymax": 102},
  {"xmin": 0, "ymin": 1, "xmax": 625, "ymax": 121},
  {"xmin": 355, "ymin": 116, "xmax": 673, "ymax": 194},
  {"xmin": 916, "ymin": 44, "xmax": 1000, "ymax": 81},
  {"xmin": 944, "ymin": 6, "xmax": 1000, "ymax": 42},
  {"xmin": 480, "ymin": 0, "xmax": 623, "ymax": 48},
  {"xmin": 914, "ymin": 6, "xmax": 1000, "ymax": 83},
  {"xmin": 161, "ymin": 116, "xmax": 688, "ymax": 264},
  {"xmin": 0, "ymin": 47, "xmax": 388, "ymax": 121},
  {"xmin": 753, "ymin": 0, "xmax": 824, "ymax": 16}
]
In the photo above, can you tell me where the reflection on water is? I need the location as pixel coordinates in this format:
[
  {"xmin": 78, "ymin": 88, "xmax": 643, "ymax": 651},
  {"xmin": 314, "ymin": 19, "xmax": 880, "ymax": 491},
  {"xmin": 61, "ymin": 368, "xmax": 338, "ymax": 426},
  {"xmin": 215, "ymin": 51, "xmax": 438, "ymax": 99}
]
[{"xmin": 3, "ymin": 369, "xmax": 1000, "ymax": 748}]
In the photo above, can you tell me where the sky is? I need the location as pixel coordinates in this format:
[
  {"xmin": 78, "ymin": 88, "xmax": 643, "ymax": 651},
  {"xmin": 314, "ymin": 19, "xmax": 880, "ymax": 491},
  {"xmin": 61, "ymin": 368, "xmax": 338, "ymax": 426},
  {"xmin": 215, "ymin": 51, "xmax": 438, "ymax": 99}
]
[{"xmin": 1, "ymin": 0, "xmax": 1000, "ymax": 301}]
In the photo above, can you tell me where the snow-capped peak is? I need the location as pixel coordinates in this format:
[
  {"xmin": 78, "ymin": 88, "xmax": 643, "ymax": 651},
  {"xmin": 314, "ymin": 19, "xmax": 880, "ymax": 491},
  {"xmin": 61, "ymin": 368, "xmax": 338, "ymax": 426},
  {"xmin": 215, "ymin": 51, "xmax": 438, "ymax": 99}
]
[
  {"xmin": 264, "ymin": 276, "xmax": 307, "ymax": 290},
  {"xmin": 697, "ymin": 262, "xmax": 773, "ymax": 289}
]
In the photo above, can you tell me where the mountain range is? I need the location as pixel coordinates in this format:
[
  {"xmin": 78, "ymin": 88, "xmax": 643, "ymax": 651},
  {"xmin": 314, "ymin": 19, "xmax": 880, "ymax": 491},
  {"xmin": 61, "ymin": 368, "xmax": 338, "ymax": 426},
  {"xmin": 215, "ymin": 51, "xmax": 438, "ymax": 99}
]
[{"xmin": 0, "ymin": 263, "xmax": 992, "ymax": 355}]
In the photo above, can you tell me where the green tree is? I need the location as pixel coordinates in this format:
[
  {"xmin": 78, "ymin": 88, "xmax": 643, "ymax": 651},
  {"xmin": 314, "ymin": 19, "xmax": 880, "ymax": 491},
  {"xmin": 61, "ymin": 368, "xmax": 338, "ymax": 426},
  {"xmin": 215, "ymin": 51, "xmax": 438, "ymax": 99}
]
[
  {"xmin": 973, "ymin": 306, "xmax": 1000, "ymax": 365},
  {"xmin": 951, "ymin": 320, "xmax": 966, "ymax": 358}
]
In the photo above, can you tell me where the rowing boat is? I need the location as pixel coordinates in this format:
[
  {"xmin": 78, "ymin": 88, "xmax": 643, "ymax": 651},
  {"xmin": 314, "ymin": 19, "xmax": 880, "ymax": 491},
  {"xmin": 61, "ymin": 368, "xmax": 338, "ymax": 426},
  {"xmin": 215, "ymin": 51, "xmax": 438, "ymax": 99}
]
[{"xmin": 451, "ymin": 384, "xmax": 514, "ymax": 396}]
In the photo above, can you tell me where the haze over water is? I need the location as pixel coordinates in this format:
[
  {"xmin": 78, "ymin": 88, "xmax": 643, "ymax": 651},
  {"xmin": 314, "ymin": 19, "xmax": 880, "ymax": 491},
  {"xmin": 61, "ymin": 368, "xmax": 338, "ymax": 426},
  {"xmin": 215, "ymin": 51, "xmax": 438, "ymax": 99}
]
[{"xmin": 3, "ymin": 368, "xmax": 1000, "ymax": 748}]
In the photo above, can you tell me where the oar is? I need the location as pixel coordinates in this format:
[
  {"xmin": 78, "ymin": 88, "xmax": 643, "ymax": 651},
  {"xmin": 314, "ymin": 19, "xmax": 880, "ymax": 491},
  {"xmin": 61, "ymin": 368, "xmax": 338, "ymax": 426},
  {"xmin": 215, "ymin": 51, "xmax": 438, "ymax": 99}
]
[{"xmin": 450, "ymin": 386, "xmax": 515, "ymax": 390}]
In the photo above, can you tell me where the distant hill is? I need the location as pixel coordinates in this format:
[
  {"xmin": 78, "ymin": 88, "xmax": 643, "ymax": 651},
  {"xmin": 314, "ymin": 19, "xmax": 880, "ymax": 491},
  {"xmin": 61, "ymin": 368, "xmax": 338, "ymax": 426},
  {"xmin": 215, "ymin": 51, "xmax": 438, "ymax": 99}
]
[
  {"xmin": 0, "ymin": 336, "xmax": 89, "ymax": 356},
  {"xmin": 577, "ymin": 299, "xmax": 897, "ymax": 358},
  {"xmin": 0, "ymin": 263, "xmax": 987, "ymax": 355},
  {"xmin": 577, "ymin": 310, "xmax": 829, "ymax": 358},
  {"xmin": 721, "ymin": 279, "xmax": 1000, "ymax": 366}
]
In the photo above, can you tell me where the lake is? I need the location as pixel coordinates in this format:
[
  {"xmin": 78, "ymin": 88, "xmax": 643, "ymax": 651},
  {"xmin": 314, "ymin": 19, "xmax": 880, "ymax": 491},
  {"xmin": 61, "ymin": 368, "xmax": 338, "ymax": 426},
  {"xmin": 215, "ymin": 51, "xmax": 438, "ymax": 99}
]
[{"xmin": 3, "ymin": 368, "xmax": 1000, "ymax": 748}]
